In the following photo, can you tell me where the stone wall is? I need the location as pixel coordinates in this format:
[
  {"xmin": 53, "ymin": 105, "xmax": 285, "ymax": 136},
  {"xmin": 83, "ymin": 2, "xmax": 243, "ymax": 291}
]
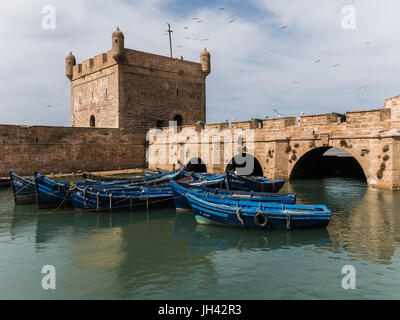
[
  {"xmin": 0, "ymin": 125, "xmax": 145, "ymax": 177},
  {"xmin": 69, "ymin": 48, "xmax": 207, "ymax": 131},
  {"xmin": 70, "ymin": 52, "xmax": 120, "ymax": 128},
  {"xmin": 148, "ymin": 98, "xmax": 400, "ymax": 189},
  {"xmin": 119, "ymin": 49, "xmax": 206, "ymax": 130}
]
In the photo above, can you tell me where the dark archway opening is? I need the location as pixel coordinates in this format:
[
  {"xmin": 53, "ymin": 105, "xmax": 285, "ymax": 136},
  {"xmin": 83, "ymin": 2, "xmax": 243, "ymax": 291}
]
[
  {"xmin": 173, "ymin": 114, "xmax": 183, "ymax": 126},
  {"xmin": 226, "ymin": 153, "xmax": 263, "ymax": 177},
  {"xmin": 185, "ymin": 158, "xmax": 207, "ymax": 173},
  {"xmin": 90, "ymin": 115, "xmax": 95, "ymax": 128},
  {"xmin": 290, "ymin": 147, "xmax": 366, "ymax": 180}
]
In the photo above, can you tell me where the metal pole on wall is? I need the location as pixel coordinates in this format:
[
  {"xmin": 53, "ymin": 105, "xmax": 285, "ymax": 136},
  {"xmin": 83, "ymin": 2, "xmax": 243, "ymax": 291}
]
[{"xmin": 167, "ymin": 23, "xmax": 173, "ymax": 58}]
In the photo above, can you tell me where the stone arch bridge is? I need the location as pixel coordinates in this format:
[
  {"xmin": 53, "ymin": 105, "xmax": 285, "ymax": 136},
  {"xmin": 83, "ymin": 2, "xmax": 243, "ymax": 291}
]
[{"xmin": 148, "ymin": 95, "xmax": 400, "ymax": 190}]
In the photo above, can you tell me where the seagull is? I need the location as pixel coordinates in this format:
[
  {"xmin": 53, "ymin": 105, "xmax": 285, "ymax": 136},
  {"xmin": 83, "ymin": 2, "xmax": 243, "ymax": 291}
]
[
  {"xmin": 228, "ymin": 19, "xmax": 236, "ymax": 24},
  {"xmin": 362, "ymin": 41, "xmax": 371, "ymax": 45},
  {"xmin": 192, "ymin": 18, "xmax": 199, "ymax": 20},
  {"xmin": 314, "ymin": 59, "xmax": 321, "ymax": 63},
  {"xmin": 280, "ymin": 25, "xmax": 288, "ymax": 29},
  {"xmin": 46, "ymin": 105, "xmax": 52, "ymax": 108},
  {"xmin": 184, "ymin": 26, "xmax": 189, "ymax": 29},
  {"xmin": 219, "ymin": 7, "xmax": 225, "ymax": 10},
  {"xmin": 297, "ymin": 112, "xmax": 304, "ymax": 123},
  {"xmin": 196, "ymin": 20, "xmax": 204, "ymax": 23},
  {"xmin": 273, "ymin": 109, "xmax": 285, "ymax": 117},
  {"xmin": 358, "ymin": 85, "xmax": 372, "ymax": 90},
  {"xmin": 333, "ymin": 64, "xmax": 341, "ymax": 67}
]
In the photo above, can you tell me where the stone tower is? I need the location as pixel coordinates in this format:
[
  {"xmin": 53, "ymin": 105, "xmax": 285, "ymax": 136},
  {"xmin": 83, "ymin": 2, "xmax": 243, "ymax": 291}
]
[
  {"xmin": 65, "ymin": 52, "xmax": 76, "ymax": 80},
  {"xmin": 111, "ymin": 27, "xmax": 125, "ymax": 62},
  {"xmin": 200, "ymin": 48, "xmax": 210, "ymax": 75},
  {"xmin": 66, "ymin": 28, "xmax": 210, "ymax": 130}
]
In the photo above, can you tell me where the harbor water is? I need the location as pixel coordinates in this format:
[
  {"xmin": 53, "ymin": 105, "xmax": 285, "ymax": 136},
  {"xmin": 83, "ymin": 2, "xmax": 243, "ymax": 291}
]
[{"xmin": 0, "ymin": 177, "xmax": 399, "ymax": 299}]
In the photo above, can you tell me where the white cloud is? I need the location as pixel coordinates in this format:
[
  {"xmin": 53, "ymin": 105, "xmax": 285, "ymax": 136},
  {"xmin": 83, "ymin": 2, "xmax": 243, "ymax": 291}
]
[{"xmin": 0, "ymin": 0, "xmax": 399, "ymax": 125}]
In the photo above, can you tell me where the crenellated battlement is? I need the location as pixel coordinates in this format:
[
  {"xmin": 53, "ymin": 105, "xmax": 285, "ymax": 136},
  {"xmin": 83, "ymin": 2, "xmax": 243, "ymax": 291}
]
[{"xmin": 71, "ymin": 51, "xmax": 115, "ymax": 80}]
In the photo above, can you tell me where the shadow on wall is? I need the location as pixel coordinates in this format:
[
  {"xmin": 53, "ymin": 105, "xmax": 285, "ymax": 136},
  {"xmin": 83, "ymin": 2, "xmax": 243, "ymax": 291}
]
[
  {"xmin": 290, "ymin": 147, "xmax": 366, "ymax": 181},
  {"xmin": 226, "ymin": 153, "xmax": 263, "ymax": 176},
  {"xmin": 185, "ymin": 158, "xmax": 207, "ymax": 173}
]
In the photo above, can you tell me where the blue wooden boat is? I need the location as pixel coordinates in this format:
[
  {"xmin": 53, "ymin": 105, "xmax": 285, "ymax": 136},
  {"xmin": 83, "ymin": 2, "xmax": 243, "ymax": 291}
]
[
  {"xmin": 186, "ymin": 192, "xmax": 331, "ymax": 230},
  {"xmin": 9, "ymin": 172, "xmax": 37, "ymax": 205},
  {"xmin": 170, "ymin": 180, "xmax": 296, "ymax": 212},
  {"xmin": 72, "ymin": 185, "xmax": 174, "ymax": 212},
  {"xmin": 157, "ymin": 168, "xmax": 221, "ymax": 180},
  {"xmin": 83, "ymin": 168, "xmax": 183, "ymax": 186},
  {"xmin": 34, "ymin": 173, "xmax": 75, "ymax": 209},
  {"xmin": 34, "ymin": 171, "xmax": 174, "ymax": 209},
  {"xmin": 225, "ymin": 170, "xmax": 285, "ymax": 193}
]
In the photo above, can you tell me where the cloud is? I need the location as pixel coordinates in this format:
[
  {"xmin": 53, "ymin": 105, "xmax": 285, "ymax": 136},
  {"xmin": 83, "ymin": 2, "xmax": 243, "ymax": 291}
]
[{"xmin": 0, "ymin": 0, "xmax": 399, "ymax": 125}]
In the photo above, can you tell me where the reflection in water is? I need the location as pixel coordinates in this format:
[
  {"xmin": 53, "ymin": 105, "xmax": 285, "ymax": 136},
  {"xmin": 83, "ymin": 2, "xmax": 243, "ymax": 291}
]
[
  {"xmin": 286, "ymin": 178, "xmax": 400, "ymax": 264},
  {"xmin": 1, "ymin": 178, "xmax": 400, "ymax": 299}
]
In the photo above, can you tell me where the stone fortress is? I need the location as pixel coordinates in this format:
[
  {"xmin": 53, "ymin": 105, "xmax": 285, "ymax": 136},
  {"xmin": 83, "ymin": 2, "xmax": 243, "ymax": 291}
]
[{"xmin": 1, "ymin": 28, "xmax": 400, "ymax": 189}]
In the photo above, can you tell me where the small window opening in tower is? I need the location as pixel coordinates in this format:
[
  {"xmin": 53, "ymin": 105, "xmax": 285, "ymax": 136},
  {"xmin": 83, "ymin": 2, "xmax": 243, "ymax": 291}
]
[
  {"xmin": 176, "ymin": 89, "xmax": 179, "ymax": 96},
  {"xmin": 173, "ymin": 114, "xmax": 183, "ymax": 126},
  {"xmin": 105, "ymin": 88, "xmax": 107, "ymax": 98},
  {"xmin": 90, "ymin": 115, "xmax": 95, "ymax": 128},
  {"xmin": 156, "ymin": 120, "xmax": 165, "ymax": 128}
]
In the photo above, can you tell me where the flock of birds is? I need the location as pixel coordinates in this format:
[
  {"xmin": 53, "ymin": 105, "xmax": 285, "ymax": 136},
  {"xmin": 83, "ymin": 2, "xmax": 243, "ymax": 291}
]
[
  {"xmin": 46, "ymin": 8, "xmax": 374, "ymax": 120},
  {"xmin": 163, "ymin": 7, "xmax": 237, "ymax": 59},
  {"xmin": 163, "ymin": 8, "xmax": 373, "ymax": 93}
]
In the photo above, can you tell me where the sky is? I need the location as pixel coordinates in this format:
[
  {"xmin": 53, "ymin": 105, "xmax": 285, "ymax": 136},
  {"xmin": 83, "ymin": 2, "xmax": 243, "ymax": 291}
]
[{"xmin": 1, "ymin": 0, "xmax": 400, "ymax": 126}]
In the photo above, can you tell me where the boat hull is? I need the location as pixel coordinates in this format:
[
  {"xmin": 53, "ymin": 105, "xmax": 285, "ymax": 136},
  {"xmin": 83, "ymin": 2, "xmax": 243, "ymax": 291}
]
[
  {"xmin": 170, "ymin": 180, "xmax": 296, "ymax": 213},
  {"xmin": 34, "ymin": 174, "xmax": 73, "ymax": 209},
  {"xmin": 9, "ymin": 172, "xmax": 36, "ymax": 205},
  {"xmin": 187, "ymin": 193, "xmax": 331, "ymax": 230},
  {"xmin": 225, "ymin": 171, "xmax": 285, "ymax": 193},
  {"xmin": 72, "ymin": 188, "xmax": 175, "ymax": 212}
]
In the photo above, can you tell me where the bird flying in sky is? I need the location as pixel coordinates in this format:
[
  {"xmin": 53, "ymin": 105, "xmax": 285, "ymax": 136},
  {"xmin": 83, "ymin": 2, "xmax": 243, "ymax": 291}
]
[
  {"xmin": 228, "ymin": 19, "xmax": 236, "ymax": 24},
  {"xmin": 273, "ymin": 109, "xmax": 285, "ymax": 117},
  {"xmin": 280, "ymin": 25, "xmax": 288, "ymax": 29},
  {"xmin": 314, "ymin": 59, "xmax": 321, "ymax": 63}
]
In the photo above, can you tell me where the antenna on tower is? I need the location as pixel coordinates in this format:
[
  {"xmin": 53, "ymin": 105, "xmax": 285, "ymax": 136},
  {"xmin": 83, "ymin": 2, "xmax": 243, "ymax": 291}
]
[{"xmin": 166, "ymin": 23, "xmax": 173, "ymax": 58}]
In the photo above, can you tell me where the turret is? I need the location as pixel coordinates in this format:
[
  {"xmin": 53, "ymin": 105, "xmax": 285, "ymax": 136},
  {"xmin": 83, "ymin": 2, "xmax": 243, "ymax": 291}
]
[
  {"xmin": 200, "ymin": 48, "xmax": 210, "ymax": 75},
  {"xmin": 65, "ymin": 51, "xmax": 76, "ymax": 80},
  {"xmin": 112, "ymin": 27, "xmax": 125, "ymax": 62}
]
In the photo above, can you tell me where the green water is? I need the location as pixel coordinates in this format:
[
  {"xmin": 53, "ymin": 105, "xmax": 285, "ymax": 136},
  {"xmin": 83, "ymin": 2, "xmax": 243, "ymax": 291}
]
[{"xmin": 0, "ymin": 178, "xmax": 399, "ymax": 299}]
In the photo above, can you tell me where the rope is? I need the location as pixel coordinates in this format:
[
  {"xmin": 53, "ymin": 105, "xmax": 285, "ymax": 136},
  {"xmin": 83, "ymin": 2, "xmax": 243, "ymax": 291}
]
[
  {"xmin": 1, "ymin": 179, "xmax": 36, "ymax": 202},
  {"xmin": 0, "ymin": 186, "xmax": 14, "ymax": 201},
  {"xmin": 286, "ymin": 214, "xmax": 291, "ymax": 230},
  {"xmin": 43, "ymin": 189, "xmax": 71, "ymax": 215},
  {"xmin": 236, "ymin": 207, "xmax": 245, "ymax": 226}
]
